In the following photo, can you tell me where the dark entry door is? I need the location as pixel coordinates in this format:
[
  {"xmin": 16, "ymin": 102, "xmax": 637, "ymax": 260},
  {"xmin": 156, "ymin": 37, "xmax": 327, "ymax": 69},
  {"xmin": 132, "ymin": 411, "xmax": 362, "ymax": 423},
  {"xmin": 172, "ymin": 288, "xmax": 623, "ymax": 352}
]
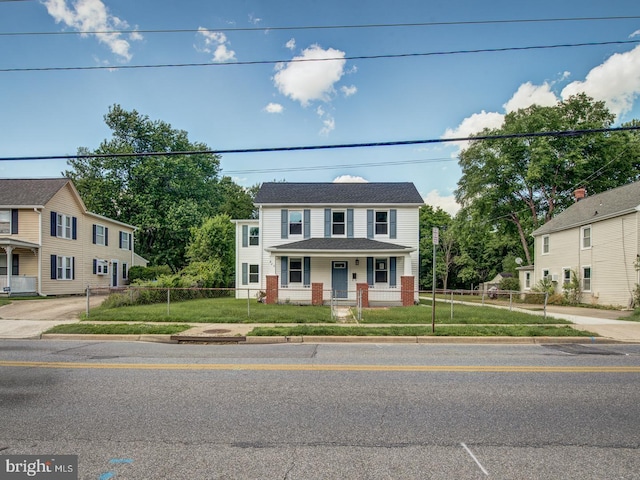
[{"xmin": 331, "ymin": 261, "xmax": 348, "ymax": 299}]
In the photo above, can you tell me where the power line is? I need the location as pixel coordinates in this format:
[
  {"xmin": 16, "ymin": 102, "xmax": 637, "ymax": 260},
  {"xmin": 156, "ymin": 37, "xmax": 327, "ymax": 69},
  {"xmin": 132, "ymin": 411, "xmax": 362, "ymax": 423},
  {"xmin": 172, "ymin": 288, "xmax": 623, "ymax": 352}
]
[
  {"xmin": 2, "ymin": 15, "xmax": 640, "ymax": 36},
  {"xmin": 1, "ymin": 126, "xmax": 638, "ymax": 162},
  {"xmin": 3, "ymin": 39, "xmax": 639, "ymax": 73}
]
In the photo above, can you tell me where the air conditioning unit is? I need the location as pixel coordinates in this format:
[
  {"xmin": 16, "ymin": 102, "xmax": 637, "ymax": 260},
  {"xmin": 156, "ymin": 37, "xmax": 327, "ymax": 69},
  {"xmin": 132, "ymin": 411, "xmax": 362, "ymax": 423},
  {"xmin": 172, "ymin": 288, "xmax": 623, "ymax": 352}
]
[{"xmin": 550, "ymin": 274, "xmax": 559, "ymax": 282}]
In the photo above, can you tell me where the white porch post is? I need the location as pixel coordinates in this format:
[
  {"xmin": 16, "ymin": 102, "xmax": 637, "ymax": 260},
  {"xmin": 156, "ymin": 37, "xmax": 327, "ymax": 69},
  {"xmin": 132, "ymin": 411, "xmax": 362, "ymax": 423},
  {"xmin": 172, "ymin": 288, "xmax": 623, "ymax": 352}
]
[
  {"xmin": 3, "ymin": 246, "xmax": 12, "ymax": 292},
  {"xmin": 404, "ymin": 252, "xmax": 413, "ymax": 276}
]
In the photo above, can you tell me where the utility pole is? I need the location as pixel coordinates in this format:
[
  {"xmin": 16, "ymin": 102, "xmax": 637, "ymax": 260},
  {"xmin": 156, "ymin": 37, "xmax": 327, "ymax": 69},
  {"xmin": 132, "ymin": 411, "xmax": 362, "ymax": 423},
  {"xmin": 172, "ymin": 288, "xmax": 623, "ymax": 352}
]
[{"xmin": 431, "ymin": 227, "xmax": 439, "ymax": 333}]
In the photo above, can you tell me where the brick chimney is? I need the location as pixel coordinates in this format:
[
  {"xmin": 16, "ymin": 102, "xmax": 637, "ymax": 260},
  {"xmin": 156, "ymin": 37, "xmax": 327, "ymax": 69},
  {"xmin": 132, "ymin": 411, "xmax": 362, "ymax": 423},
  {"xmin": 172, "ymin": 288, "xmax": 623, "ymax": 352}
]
[{"xmin": 574, "ymin": 188, "xmax": 586, "ymax": 202}]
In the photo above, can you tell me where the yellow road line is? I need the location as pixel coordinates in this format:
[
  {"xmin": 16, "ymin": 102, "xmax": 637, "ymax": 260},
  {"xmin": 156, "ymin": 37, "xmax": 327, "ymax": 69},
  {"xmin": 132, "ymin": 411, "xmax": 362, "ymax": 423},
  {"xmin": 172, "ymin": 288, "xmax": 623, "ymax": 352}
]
[{"xmin": 1, "ymin": 361, "xmax": 639, "ymax": 373}]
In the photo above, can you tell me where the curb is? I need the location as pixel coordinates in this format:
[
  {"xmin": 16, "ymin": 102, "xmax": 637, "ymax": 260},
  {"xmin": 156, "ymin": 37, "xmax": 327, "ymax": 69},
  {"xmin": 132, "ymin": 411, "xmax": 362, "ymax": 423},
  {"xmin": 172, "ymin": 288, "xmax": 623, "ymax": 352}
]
[{"xmin": 37, "ymin": 334, "xmax": 630, "ymax": 344}]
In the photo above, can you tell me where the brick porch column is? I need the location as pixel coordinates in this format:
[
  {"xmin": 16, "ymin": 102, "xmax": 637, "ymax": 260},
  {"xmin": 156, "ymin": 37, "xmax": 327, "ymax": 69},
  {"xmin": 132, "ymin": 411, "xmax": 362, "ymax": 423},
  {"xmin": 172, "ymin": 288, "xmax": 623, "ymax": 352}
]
[
  {"xmin": 312, "ymin": 283, "xmax": 324, "ymax": 306},
  {"xmin": 401, "ymin": 276, "xmax": 415, "ymax": 306},
  {"xmin": 266, "ymin": 275, "xmax": 278, "ymax": 305},
  {"xmin": 356, "ymin": 283, "xmax": 369, "ymax": 308}
]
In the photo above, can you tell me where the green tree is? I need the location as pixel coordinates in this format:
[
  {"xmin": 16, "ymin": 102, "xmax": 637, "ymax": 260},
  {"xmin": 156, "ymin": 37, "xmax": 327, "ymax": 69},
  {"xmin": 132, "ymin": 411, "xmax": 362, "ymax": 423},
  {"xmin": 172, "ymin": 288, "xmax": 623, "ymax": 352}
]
[
  {"xmin": 65, "ymin": 105, "xmax": 223, "ymax": 270},
  {"xmin": 185, "ymin": 214, "xmax": 235, "ymax": 287},
  {"xmin": 419, "ymin": 205, "xmax": 455, "ymax": 289},
  {"xmin": 456, "ymin": 94, "xmax": 639, "ymax": 264}
]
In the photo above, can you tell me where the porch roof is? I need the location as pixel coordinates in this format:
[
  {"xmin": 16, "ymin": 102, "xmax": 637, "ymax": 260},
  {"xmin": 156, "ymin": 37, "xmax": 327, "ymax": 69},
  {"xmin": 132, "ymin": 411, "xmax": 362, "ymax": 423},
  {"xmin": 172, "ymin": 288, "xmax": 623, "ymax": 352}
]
[
  {"xmin": 0, "ymin": 238, "xmax": 40, "ymax": 250},
  {"xmin": 266, "ymin": 238, "xmax": 415, "ymax": 255}
]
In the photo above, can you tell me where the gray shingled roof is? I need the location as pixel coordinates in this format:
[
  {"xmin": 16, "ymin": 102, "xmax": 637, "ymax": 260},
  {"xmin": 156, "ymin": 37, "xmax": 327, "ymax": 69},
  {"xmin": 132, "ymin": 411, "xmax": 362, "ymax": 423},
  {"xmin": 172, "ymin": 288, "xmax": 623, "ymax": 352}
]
[
  {"xmin": 532, "ymin": 181, "xmax": 640, "ymax": 236},
  {"xmin": 254, "ymin": 182, "xmax": 424, "ymax": 205},
  {"xmin": 0, "ymin": 178, "xmax": 71, "ymax": 206},
  {"xmin": 269, "ymin": 238, "xmax": 413, "ymax": 251}
]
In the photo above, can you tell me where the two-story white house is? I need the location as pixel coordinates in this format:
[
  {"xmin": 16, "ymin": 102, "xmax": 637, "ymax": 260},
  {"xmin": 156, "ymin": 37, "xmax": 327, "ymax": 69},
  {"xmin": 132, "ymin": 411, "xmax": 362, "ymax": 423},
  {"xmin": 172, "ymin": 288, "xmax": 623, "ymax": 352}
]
[
  {"xmin": 234, "ymin": 182, "xmax": 424, "ymax": 306},
  {"xmin": 521, "ymin": 182, "xmax": 640, "ymax": 307}
]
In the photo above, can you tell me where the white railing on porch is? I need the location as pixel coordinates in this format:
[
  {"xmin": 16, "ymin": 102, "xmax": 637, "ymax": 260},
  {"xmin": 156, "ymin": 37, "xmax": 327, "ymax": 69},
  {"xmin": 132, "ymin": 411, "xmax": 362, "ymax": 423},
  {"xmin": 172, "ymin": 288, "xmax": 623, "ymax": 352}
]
[{"xmin": 0, "ymin": 276, "xmax": 37, "ymax": 294}]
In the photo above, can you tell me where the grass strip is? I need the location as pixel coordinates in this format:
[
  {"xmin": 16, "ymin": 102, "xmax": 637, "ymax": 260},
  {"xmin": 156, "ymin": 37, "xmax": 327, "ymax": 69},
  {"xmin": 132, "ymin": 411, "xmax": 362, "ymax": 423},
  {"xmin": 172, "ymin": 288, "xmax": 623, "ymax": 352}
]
[
  {"xmin": 248, "ymin": 325, "xmax": 596, "ymax": 337},
  {"xmin": 44, "ymin": 323, "xmax": 193, "ymax": 335}
]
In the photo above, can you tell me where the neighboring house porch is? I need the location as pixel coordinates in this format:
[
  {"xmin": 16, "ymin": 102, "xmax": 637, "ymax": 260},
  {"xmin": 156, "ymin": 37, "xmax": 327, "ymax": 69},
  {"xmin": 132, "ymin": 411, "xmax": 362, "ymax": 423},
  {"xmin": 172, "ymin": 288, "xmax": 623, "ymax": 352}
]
[{"xmin": 0, "ymin": 239, "xmax": 39, "ymax": 296}]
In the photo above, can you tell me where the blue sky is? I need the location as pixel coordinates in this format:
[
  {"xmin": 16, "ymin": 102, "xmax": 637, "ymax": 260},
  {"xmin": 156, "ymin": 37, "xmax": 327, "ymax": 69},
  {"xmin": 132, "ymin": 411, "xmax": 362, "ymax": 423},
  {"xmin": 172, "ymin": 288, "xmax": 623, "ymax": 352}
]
[{"xmin": 1, "ymin": 0, "xmax": 640, "ymax": 214}]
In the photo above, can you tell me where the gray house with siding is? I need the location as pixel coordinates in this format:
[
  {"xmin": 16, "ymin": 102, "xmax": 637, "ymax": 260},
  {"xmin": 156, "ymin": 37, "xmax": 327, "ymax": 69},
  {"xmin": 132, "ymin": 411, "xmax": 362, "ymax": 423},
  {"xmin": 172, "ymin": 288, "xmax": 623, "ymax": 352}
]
[
  {"xmin": 522, "ymin": 182, "xmax": 640, "ymax": 307},
  {"xmin": 234, "ymin": 182, "xmax": 424, "ymax": 306}
]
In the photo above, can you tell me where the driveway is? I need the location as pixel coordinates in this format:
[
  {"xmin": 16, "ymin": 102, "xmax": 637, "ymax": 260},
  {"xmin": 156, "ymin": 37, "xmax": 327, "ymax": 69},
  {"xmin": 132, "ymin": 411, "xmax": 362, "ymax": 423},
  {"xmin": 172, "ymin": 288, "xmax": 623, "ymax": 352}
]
[{"xmin": 0, "ymin": 296, "xmax": 105, "ymax": 339}]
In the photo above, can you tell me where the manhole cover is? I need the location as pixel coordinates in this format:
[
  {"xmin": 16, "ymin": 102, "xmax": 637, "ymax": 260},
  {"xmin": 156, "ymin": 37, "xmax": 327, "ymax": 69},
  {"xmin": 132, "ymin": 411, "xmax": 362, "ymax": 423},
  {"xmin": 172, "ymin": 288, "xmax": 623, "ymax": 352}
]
[{"xmin": 202, "ymin": 329, "xmax": 231, "ymax": 334}]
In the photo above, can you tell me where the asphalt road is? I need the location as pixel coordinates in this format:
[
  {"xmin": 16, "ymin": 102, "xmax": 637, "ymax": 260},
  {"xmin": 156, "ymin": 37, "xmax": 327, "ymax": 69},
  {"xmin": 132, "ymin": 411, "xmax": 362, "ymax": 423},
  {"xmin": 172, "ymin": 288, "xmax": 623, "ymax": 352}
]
[{"xmin": 1, "ymin": 341, "xmax": 640, "ymax": 479}]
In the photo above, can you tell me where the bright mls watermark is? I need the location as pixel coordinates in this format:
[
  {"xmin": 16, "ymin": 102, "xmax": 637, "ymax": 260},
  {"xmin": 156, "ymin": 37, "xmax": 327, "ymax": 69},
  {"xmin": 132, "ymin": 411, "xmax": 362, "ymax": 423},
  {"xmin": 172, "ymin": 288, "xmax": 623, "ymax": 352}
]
[{"xmin": 1, "ymin": 456, "xmax": 77, "ymax": 479}]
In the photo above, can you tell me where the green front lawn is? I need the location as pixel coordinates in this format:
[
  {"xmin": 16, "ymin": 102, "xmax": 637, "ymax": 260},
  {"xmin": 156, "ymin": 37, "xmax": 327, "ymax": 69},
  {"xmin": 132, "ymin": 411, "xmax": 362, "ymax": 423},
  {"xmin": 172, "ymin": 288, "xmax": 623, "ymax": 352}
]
[
  {"xmin": 85, "ymin": 296, "xmax": 566, "ymax": 325},
  {"xmin": 45, "ymin": 323, "xmax": 193, "ymax": 335},
  {"xmin": 85, "ymin": 297, "xmax": 335, "ymax": 323},
  {"xmin": 249, "ymin": 325, "xmax": 594, "ymax": 337}
]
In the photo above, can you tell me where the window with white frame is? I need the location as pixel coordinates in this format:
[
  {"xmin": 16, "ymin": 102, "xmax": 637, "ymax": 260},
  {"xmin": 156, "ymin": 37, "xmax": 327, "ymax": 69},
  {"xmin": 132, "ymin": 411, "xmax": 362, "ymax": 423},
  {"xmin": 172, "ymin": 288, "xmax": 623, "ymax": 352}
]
[
  {"xmin": 582, "ymin": 266, "xmax": 591, "ymax": 291},
  {"xmin": 289, "ymin": 211, "xmax": 302, "ymax": 236},
  {"xmin": 542, "ymin": 235, "xmax": 550, "ymax": 254},
  {"xmin": 375, "ymin": 258, "xmax": 388, "ymax": 283},
  {"xmin": 249, "ymin": 227, "xmax": 259, "ymax": 246},
  {"xmin": 57, "ymin": 256, "xmax": 74, "ymax": 280},
  {"xmin": 122, "ymin": 263, "xmax": 128, "ymax": 280},
  {"xmin": 524, "ymin": 272, "xmax": 531, "ymax": 289},
  {"xmin": 563, "ymin": 268, "xmax": 571, "ymax": 285},
  {"xmin": 542, "ymin": 269, "xmax": 550, "ymax": 281},
  {"xmin": 249, "ymin": 264, "xmax": 259, "ymax": 283},
  {"xmin": 0, "ymin": 210, "xmax": 10, "ymax": 234},
  {"xmin": 120, "ymin": 231, "xmax": 130, "ymax": 250},
  {"xmin": 94, "ymin": 225, "xmax": 107, "ymax": 246},
  {"xmin": 332, "ymin": 211, "xmax": 346, "ymax": 235},
  {"xmin": 375, "ymin": 211, "xmax": 388, "ymax": 235},
  {"xmin": 581, "ymin": 226, "xmax": 592, "ymax": 249},
  {"xmin": 289, "ymin": 258, "xmax": 302, "ymax": 283},
  {"xmin": 57, "ymin": 214, "xmax": 73, "ymax": 239}
]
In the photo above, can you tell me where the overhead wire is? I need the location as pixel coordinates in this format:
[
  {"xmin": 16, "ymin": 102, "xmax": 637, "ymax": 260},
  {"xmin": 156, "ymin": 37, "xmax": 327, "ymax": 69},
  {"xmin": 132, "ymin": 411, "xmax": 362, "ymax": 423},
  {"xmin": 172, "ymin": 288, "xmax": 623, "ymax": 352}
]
[
  {"xmin": 1, "ymin": 125, "xmax": 638, "ymax": 162},
  {"xmin": 2, "ymin": 39, "xmax": 639, "ymax": 73},
  {"xmin": 2, "ymin": 15, "xmax": 640, "ymax": 36}
]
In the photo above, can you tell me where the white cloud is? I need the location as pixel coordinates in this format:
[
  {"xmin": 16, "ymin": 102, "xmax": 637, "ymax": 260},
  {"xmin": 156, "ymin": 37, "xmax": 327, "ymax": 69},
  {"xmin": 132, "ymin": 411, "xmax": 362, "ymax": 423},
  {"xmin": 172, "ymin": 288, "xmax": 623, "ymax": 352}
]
[
  {"xmin": 319, "ymin": 116, "xmax": 335, "ymax": 136},
  {"xmin": 423, "ymin": 190, "xmax": 460, "ymax": 216},
  {"xmin": 341, "ymin": 85, "xmax": 357, "ymax": 97},
  {"xmin": 249, "ymin": 14, "xmax": 262, "ymax": 25},
  {"xmin": 42, "ymin": 0, "xmax": 141, "ymax": 61},
  {"xmin": 196, "ymin": 27, "xmax": 236, "ymax": 62},
  {"xmin": 285, "ymin": 38, "xmax": 296, "ymax": 50},
  {"xmin": 503, "ymin": 82, "xmax": 558, "ymax": 113},
  {"xmin": 442, "ymin": 110, "xmax": 505, "ymax": 153},
  {"xmin": 273, "ymin": 44, "xmax": 347, "ymax": 107},
  {"xmin": 333, "ymin": 175, "xmax": 368, "ymax": 183},
  {"xmin": 264, "ymin": 103, "xmax": 284, "ymax": 113},
  {"xmin": 561, "ymin": 44, "xmax": 640, "ymax": 117}
]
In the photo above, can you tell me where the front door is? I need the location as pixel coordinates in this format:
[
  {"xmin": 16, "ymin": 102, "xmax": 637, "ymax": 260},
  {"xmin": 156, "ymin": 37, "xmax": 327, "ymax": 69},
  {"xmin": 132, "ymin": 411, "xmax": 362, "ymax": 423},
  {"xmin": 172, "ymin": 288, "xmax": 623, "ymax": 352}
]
[
  {"xmin": 112, "ymin": 261, "xmax": 118, "ymax": 287},
  {"xmin": 331, "ymin": 261, "xmax": 348, "ymax": 299}
]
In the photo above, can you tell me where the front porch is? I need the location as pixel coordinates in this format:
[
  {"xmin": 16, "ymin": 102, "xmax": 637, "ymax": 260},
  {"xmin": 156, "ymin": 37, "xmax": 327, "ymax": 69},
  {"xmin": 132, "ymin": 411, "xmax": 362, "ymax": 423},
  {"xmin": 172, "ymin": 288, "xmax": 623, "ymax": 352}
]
[{"xmin": 0, "ymin": 239, "xmax": 40, "ymax": 296}]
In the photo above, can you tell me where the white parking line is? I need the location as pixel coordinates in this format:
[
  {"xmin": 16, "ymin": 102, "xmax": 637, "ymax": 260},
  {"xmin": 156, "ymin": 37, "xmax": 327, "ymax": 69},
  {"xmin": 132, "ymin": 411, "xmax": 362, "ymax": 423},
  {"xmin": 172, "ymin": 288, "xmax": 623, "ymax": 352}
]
[{"xmin": 461, "ymin": 443, "xmax": 489, "ymax": 476}]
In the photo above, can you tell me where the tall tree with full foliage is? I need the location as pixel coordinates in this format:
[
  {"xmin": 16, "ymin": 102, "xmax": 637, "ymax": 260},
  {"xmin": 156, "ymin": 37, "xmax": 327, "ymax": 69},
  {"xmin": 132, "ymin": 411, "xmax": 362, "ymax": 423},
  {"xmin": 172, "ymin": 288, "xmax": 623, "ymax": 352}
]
[
  {"xmin": 185, "ymin": 214, "xmax": 236, "ymax": 287},
  {"xmin": 65, "ymin": 105, "xmax": 230, "ymax": 270},
  {"xmin": 455, "ymin": 94, "xmax": 640, "ymax": 265}
]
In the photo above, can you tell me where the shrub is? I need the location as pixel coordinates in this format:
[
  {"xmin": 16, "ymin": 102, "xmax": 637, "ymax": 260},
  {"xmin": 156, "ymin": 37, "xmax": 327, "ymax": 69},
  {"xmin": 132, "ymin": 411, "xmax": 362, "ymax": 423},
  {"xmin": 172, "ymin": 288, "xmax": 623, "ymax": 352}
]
[
  {"xmin": 128, "ymin": 265, "xmax": 172, "ymax": 282},
  {"xmin": 562, "ymin": 270, "xmax": 582, "ymax": 305},
  {"xmin": 499, "ymin": 277, "xmax": 520, "ymax": 291}
]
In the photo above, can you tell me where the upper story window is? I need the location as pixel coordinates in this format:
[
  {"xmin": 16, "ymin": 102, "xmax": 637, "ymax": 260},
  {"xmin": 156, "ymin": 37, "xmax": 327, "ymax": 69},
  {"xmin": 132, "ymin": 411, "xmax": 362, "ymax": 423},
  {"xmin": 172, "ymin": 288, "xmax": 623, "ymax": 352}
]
[
  {"xmin": 332, "ymin": 211, "xmax": 345, "ymax": 235},
  {"xmin": 375, "ymin": 211, "xmax": 388, "ymax": 235},
  {"xmin": 93, "ymin": 224, "xmax": 108, "ymax": 246},
  {"xmin": 50, "ymin": 211, "xmax": 76, "ymax": 240},
  {"xmin": 57, "ymin": 214, "xmax": 73, "ymax": 239},
  {"xmin": 581, "ymin": 226, "xmax": 591, "ymax": 249},
  {"xmin": 0, "ymin": 210, "xmax": 10, "ymax": 234},
  {"xmin": 289, "ymin": 211, "xmax": 302, "ymax": 236},
  {"xmin": 249, "ymin": 227, "xmax": 259, "ymax": 246},
  {"xmin": 542, "ymin": 235, "xmax": 550, "ymax": 254},
  {"xmin": 120, "ymin": 231, "xmax": 130, "ymax": 250}
]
